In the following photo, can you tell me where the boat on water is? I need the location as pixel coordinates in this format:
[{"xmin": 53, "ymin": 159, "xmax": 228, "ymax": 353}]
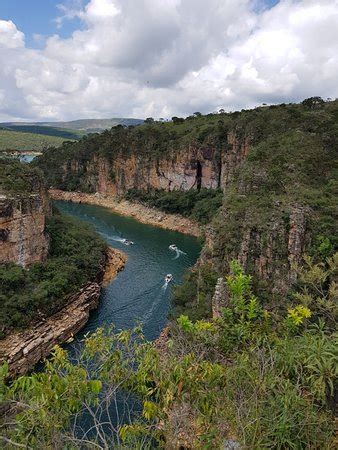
[
  {"xmin": 165, "ymin": 273, "xmax": 173, "ymax": 283},
  {"xmin": 169, "ymin": 244, "xmax": 178, "ymax": 251},
  {"xmin": 122, "ymin": 239, "xmax": 134, "ymax": 246}
]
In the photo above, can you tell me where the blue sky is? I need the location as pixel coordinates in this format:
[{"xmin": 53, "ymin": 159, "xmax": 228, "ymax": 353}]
[
  {"xmin": 0, "ymin": 0, "xmax": 85, "ymax": 47},
  {"xmin": 0, "ymin": 0, "xmax": 279, "ymax": 48}
]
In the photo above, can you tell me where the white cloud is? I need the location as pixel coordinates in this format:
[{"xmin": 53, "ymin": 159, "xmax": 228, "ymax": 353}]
[
  {"xmin": 0, "ymin": 20, "xmax": 24, "ymax": 49},
  {"xmin": 0, "ymin": 0, "xmax": 337, "ymax": 121}
]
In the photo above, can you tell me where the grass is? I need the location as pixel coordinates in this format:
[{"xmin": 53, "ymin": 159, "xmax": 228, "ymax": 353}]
[
  {"xmin": 2, "ymin": 125, "xmax": 84, "ymax": 140},
  {"xmin": 0, "ymin": 128, "xmax": 74, "ymax": 151}
]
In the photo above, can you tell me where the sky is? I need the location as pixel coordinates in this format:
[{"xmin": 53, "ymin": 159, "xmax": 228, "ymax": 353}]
[{"xmin": 0, "ymin": 0, "xmax": 337, "ymax": 121}]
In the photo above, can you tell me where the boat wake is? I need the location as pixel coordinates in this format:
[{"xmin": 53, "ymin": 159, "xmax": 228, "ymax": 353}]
[{"xmin": 169, "ymin": 244, "xmax": 187, "ymax": 259}]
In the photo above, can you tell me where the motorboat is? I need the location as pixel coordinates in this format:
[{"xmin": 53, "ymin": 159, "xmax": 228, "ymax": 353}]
[
  {"xmin": 165, "ymin": 273, "xmax": 173, "ymax": 283},
  {"xmin": 122, "ymin": 239, "xmax": 134, "ymax": 246},
  {"xmin": 169, "ymin": 244, "xmax": 178, "ymax": 251}
]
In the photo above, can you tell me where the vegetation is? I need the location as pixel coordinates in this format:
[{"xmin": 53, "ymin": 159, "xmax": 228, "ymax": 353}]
[
  {"xmin": 1, "ymin": 98, "xmax": 337, "ymax": 447},
  {"xmin": 0, "ymin": 209, "xmax": 107, "ymax": 337},
  {"xmin": 0, "ymin": 158, "xmax": 44, "ymax": 194},
  {"xmin": 1, "ymin": 254, "xmax": 336, "ymax": 448},
  {"xmin": 125, "ymin": 188, "xmax": 223, "ymax": 224},
  {"xmin": 0, "ymin": 128, "xmax": 73, "ymax": 151},
  {"xmin": 172, "ymin": 264, "xmax": 218, "ymax": 320},
  {"xmin": 1, "ymin": 125, "xmax": 84, "ymax": 140},
  {"xmin": 33, "ymin": 96, "xmax": 337, "ymax": 307}
]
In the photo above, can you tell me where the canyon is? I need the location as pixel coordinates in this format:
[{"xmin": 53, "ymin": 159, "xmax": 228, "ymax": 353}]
[{"xmin": 42, "ymin": 122, "xmax": 318, "ymax": 296}]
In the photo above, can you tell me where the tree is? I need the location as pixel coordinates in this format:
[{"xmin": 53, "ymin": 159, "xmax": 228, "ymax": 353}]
[
  {"xmin": 302, "ymin": 96, "xmax": 325, "ymax": 110},
  {"xmin": 171, "ymin": 116, "xmax": 185, "ymax": 124},
  {"xmin": 144, "ymin": 117, "xmax": 154, "ymax": 124}
]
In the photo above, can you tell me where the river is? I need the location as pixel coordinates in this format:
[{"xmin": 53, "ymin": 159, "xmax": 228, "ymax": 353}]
[{"xmin": 56, "ymin": 200, "xmax": 201, "ymax": 341}]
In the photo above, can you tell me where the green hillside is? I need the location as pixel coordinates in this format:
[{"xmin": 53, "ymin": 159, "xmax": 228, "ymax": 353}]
[
  {"xmin": 0, "ymin": 128, "xmax": 74, "ymax": 151},
  {"xmin": 1, "ymin": 125, "xmax": 84, "ymax": 140},
  {"xmin": 1, "ymin": 117, "xmax": 144, "ymax": 133}
]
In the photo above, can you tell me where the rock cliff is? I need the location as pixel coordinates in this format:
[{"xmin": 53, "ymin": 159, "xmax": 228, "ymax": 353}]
[
  {"xmin": 0, "ymin": 164, "xmax": 50, "ymax": 268},
  {"xmin": 58, "ymin": 133, "xmax": 247, "ymax": 195}
]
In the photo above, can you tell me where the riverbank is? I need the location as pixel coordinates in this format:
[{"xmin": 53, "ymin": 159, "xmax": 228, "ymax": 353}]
[
  {"xmin": 49, "ymin": 189, "xmax": 202, "ymax": 237},
  {"xmin": 0, "ymin": 248, "xmax": 126, "ymax": 377}
]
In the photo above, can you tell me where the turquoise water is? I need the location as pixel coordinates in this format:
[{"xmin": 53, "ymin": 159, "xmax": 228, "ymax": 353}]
[
  {"xmin": 20, "ymin": 154, "xmax": 36, "ymax": 163},
  {"xmin": 56, "ymin": 201, "xmax": 201, "ymax": 341}
]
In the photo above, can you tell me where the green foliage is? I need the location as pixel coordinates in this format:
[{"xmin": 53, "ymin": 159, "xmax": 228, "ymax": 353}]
[
  {"xmin": 172, "ymin": 264, "xmax": 218, "ymax": 320},
  {"xmin": 0, "ymin": 158, "xmax": 43, "ymax": 194},
  {"xmin": 1, "ymin": 257, "xmax": 336, "ymax": 449},
  {"xmin": 0, "ymin": 210, "xmax": 106, "ymax": 335},
  {"xmin": 125, "ymin": 188, "xmax": 223, "ymax": 224},
  {"xmin": 2, "ymin": 125, "xmax": 82, "ymax": 140},
  {"xmin": 302, "ymin": 96, "xmax": 325, "ymax": 110},
  {"xmin": 0, "ymin": 128, "xmax": 72, "ymax": 151}
]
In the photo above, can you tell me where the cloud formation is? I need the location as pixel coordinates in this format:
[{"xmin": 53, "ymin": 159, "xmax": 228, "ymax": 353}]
[{"xmin": 0, "ymin": 0, "xmax": 337, "ymax": 121}]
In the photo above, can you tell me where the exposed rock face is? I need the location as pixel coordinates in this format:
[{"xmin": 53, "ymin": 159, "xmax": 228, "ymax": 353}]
[
  {"xmin": 205, "ymin": 204, "xmax": 310, "ymax": 296},
  {"xmin": 0, "ymin": 249, "xmax": 126, "ymax": 377},
  {"xmin": 61, "ymin": 133, "xmax": 249, "ymax": 196},
  {"xmin": 102, "ymin": 247, "xmax": 127, "ymax": 286},
  {"xmin": 288, "ymin": 205, "xmax": 308, "ymax": 283},
  {"xmin": 0, "ymin": 189, "xmax": 50, "ymax": 268},
  {"xmin": 212, "ymin": 277, "xmax": 229, "ymax": 319},
  {"xmin": 0, "ymin": 283, "xmax": 101, "ymax": 377}
]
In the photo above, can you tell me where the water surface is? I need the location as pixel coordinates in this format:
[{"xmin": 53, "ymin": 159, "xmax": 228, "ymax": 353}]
[{"xmin": 56, "ymin": 201, "xmax": 201, "ymax": 341}]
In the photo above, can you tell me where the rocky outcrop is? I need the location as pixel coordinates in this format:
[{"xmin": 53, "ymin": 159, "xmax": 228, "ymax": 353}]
[
  {"xmin": 0, "ymin": 248, "xmax": 126, "ymax": 377},
  {"xmin": 212, "ymin": 277, "xmax": 228, "ymax": 319},
  {"xmin": 103, "ymin": 247, "xmax": 127, "ymax": 286},
  {"xmin": 0, "ymin": 283, "xmax": 101, "ymax": 377},
  {"xmin": 50, "ymin": 189, "xmax": 201, "ymax": 237},
  {"xmin": 288, "ymin": 205, "xmax": 308, "ymax": 283},
  {"xmin": 59, "ymin": 131, "xmax": 250, "ymax": 196},
  {"xmin": 205, "ymin": 204, "xmax": 310, "ymax": 296},
  {"xmin": 0, "ymin": 189, "xmax": 50, "ymax": 268}
]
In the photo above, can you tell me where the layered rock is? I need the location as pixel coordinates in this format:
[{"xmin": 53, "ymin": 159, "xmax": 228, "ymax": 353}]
[
  {"xmin": 0, "ymin": 248, "xmax": 126, "ymax": 377},
  {"xmin": 212, "ymin": 277, "xmax": 228, "ymax": 319},
  {"xmin": 60, "ymin": 132, "xmax": 248, "ymax": 196},
  {"xmin": 204, "ymin": 204, "xmax": 310, "ymax": 296},
  {"xmin": 103, "ymin": 247, "xmax": 127, "ymax": 286},
  {"xmin": 0, "ymin": 186, "xmax": 50, "ymax": 268},
  {"xmin": 0, "ymin": 283, "xmax": 101, "ymax": 377}
]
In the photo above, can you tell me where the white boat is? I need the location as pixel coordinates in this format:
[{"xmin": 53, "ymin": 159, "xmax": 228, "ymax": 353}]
[
  {"xmin": 122, "ymin": 239, "xmax": 134, "ymax": 246},
  {"xmin": 169, "ymin": 244, "xmax": 178, "ymax": 251},
  {"xmin": 165, "ymin": 273, "xmax": 173, "ymax": 283}
]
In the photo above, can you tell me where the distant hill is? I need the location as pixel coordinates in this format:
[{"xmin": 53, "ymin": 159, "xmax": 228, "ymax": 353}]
[
  {"xmin": 0, "ymin": 118, "xmax": 144, "ymax": 134},
  {"xmin": 0, "ymin": 128, "xmax": 73, "ymax": 151},
  {"xmin": 0, "ymin": 125, "xmax": 83, "ymax": 140}
]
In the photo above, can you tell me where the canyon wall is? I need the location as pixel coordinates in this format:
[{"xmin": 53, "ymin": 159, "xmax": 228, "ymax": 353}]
[
  {"xmin": 61, "ymin": 132, "xmax": 250, "ymax": 196},
  {"xmin": 0, "ymin": 248, "xmax": 126, "ymax": 377},
  {"xmin": 0, "ymin": 180, "xmax": 50, "ymax": 268}
]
